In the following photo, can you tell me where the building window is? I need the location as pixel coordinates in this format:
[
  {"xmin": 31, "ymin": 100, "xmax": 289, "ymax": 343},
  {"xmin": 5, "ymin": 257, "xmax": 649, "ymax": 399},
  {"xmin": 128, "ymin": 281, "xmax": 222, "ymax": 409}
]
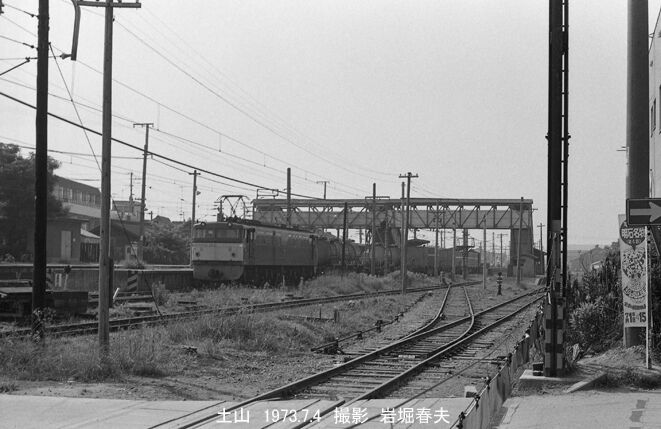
[{"xmin": 652, "ymin": 99, "xmax": 657, "ymax": 136}]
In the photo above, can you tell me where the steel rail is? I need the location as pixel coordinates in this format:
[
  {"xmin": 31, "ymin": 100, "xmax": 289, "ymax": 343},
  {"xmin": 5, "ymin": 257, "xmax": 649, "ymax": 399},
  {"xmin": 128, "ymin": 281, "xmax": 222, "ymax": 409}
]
[
  {"xmin": 350, "ymin": 294, "xmax": 542, "ymax": 401},
  {"xmin": 310, "ymin": 281, "xmax": 461, "ymax": 352},
  {"xmin": 1, "ymin": 282, "xmax": 479, "ymax": 338},
  {"xmin": 152, "ymin": 287, "xmax": 541, "ymax": 429}
]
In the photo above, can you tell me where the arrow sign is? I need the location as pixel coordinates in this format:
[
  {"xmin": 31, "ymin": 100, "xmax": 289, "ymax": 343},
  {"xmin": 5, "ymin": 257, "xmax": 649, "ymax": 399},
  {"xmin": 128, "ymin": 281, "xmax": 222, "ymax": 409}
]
[{"xmin": 626, "ymin": 198, "xmax": 661, "ymax": 225}]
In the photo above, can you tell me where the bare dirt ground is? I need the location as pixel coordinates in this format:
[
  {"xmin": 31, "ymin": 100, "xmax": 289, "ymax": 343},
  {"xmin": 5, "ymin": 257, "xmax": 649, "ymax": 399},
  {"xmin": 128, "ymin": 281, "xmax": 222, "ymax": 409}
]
[{"xmin": 0, "ymin": 276, "xmax": 541, "ymax": 402}]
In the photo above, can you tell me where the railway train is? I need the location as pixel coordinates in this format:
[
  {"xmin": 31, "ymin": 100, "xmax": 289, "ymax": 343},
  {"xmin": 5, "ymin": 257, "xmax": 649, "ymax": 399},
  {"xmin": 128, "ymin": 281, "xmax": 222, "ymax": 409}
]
[
  {"xmin": 191, "ymin": 220, "xmax": 481, "ymax": 284},
  {"xmin": 191, "ymin": 220, "xmax": 364, "ymax": 284},
  {"xmin": 365, "ymin": 244, "xmax": 481, "ymax": 276}
]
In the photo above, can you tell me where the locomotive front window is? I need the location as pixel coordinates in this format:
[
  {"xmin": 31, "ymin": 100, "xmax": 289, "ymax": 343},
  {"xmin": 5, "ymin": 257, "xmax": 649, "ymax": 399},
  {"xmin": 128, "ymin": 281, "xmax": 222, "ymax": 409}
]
[
  {"xmin": 193, "ymin": 229, "xmax": 216, "ymax": 239},
  {"xmin": 193, "ymin": 228, "xmax": 243, "ymax": 241},
  {"xmin": 216, "ymin": 229, "xmax": 243, "ymax": 239}
]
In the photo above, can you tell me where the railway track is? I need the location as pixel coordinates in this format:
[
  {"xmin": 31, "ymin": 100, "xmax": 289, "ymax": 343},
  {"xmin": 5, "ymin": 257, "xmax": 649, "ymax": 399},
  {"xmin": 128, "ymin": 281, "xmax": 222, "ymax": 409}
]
[
  {"xmin": 152, "ymin": 285, "xmax": 543, "ymax": 428},
  {"xmin": 1, "ymin": 282, "xmax": 475, "ymax": 338}
]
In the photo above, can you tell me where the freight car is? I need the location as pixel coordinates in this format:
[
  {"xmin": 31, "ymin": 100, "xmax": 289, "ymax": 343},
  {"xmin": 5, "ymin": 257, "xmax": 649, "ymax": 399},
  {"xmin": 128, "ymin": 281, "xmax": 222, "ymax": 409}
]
[
  {"xmin": 191, "ymin": 220, "xmax": 364, "ymax": 284},
  {"xmin": 363, "ymin": 244, "xmax": 481, "ymax": 276}
]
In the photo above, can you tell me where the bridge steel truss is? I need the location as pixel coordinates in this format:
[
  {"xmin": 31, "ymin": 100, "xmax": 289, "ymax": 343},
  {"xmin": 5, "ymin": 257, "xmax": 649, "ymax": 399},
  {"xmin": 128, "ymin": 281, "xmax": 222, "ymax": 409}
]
[{"xmin": 252, "ymin": 198, "xmax": 534, "ymax": 232}]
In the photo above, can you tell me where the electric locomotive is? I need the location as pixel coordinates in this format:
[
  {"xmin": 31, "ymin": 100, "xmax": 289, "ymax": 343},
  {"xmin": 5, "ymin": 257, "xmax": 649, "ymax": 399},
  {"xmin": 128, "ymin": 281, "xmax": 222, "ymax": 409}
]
[{"xmin": 191, "ymin": 220, "xmax": 328, "ymax": 284}]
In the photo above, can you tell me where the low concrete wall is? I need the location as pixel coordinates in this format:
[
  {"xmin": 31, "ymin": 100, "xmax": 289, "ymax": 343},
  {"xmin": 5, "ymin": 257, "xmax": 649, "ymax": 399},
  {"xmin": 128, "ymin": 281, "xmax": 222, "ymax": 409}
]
[{"xmin": 0, "ymin": 265, "xmax": 194, "ymax": 292}]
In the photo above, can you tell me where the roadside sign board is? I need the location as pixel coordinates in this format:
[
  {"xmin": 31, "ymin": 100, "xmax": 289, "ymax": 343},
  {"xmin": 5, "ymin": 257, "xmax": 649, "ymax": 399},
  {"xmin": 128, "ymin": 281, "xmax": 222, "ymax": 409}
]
[
  {"xmin": 626, "ymin": 198, "xmax": 661, "ymax": 225},
  {"xmin": 618, "ymin": 215, "xmax": 648, "ymax": 328}
]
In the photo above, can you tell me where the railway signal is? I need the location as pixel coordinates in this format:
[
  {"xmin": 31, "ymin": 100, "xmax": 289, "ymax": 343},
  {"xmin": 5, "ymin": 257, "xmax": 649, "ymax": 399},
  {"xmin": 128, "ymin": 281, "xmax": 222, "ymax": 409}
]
[{"xmin": 496, "ymin": 272, "xmax": 503, "ymax": 295}]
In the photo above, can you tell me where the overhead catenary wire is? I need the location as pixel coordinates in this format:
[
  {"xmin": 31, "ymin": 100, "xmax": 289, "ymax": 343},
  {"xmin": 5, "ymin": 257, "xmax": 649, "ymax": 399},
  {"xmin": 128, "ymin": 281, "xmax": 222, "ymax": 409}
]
[
  {"xmin": 2, "ymin": 63, "xmax": 365, "ymax": 197},
  {"xmin": 0, "ymin": 15, "xmax": 37, "ymax": 37},
  {"xmin": 0, "ymin": 58, "xmax": 30, "ymax": 77},
  {"xmin": 0, "ymin": 90, "xmax": 321, "ymax": 199},
  {"xmin": 114, "ymin": 19, "xmax": 391, "ymax": 183},
  {"xmin": 50, "ymin": 44, "xmax": 101, "ymax": 171},
  {"xmin": 130, "ymin": 9, "xmax": 394, "ymax": 179},
  {"xmin": 3, "ymin": 2, "xmax": 38, "ymax": 18},
  {"xmin": 2, "ymin": 5, "xmax": 394, "ymax": 197},
  {"xmin": 0, "ymin": 34, "xmax": 36, "ymax": 49},
  {"xmin": 71, "ymin": 58, "xmax": 370, "ymax": 192}
]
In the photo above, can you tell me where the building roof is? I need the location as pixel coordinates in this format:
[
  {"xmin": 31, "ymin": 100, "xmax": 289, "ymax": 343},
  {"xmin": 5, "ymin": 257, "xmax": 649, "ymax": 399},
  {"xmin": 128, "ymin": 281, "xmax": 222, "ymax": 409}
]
[{"xmin": 53, "ymin": 176, "xmax": 100, "ymax": 195}]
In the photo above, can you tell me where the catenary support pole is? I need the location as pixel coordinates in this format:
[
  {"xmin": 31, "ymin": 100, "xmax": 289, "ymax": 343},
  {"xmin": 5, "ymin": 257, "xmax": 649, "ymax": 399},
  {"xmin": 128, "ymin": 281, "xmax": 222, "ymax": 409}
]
[
  {"xmin": 286, "ymin": 168, "xmax": 291, "ymax": 227},
  {"xmin": 462, "ymin": 229, "xmax": 468, "ymax": 280},
  {"xmin": 341, "ymin": 202, "xmax": 348, "ymax": 276},
  {"xmin": 370, "ymin": 183, "xmax": 376, "ymax": 275},
  {"xmin": 133, "ymin": 122, "xmax": 152, "ymax": 261},
  {"xmin": 400, "ymin": 182, "xmax": 406, "ymax": 292},
  {"xmin": 189, "ymin": 169, "xmax": 199, "ymax": 262},
  {"xmin": 516, "ymin": 197, "xmax": 523, "ymax": 285},
  {"xmin": 452, "ymin": 229, "xmax": 456, "ymax": 281},
  {"xmin": 98, "ymin": 1, "xmax": 114, "ymax": 356},
  {"xmin": 483, "ymin": 224, "xmax": 487, "ymax": 289},
  {"xmin": 434, "ymin": 203, "xmax": 439, "ymax": 277}
]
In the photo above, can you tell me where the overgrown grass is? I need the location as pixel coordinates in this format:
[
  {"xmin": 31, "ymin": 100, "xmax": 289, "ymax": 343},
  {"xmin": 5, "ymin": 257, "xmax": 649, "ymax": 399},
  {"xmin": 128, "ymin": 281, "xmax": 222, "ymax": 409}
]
[
  {"xmin": 0, "ymin": 328, "xmax": 191, "ymax": 382},
  {"xmin": 0, "ymin": 273, "xmax": 433, "ymax": 383},
  {"xmin": 598, "ymin": 367, "xmax": 661, "ymax": 389}
]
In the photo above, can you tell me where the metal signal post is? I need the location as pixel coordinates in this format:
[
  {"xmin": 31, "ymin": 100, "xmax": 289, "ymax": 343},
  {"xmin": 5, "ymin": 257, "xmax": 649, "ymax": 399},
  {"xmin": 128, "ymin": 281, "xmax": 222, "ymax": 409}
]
[{"xmin": 545, "ymin": 0, "xmax": 569, "ymax": 377}]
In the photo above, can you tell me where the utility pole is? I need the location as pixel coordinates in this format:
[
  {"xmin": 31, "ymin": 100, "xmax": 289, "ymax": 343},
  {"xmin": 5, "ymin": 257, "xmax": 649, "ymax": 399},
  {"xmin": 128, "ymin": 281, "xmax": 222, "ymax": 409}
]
[
  {"xmin": 462, "ymin": 229, "xmax": 468, "ymax": 280},
  {"xmin": 341, "ymin": 202, "xmax": 348, "ymax": 276},
  {"xmin": 189, "ymin": 170, "xmax": 199, "ymax": 257},
  {"xmin": 538, "ymin": 222, "xmax": 545, "ymax": 274},
  {"xmin": 400, "ymin": 182, "xmax": 406, "ymax": 291},
  {"xmin": 434, "ymin": 203, "xmax": 439, "ymax": 277},
  {"xmin": 384, "ymin": 207, "xmax": 389, "ymax": 273},
  {"xmin": 286, "ymin": 168, "xmax": 291, "ymax": 226},
  {"xmin": 624, "ymin": 0, "xmax": 649, "ymax": 349},
  {"xmin": 452, "ymin": 229, "xmax": 456, "ymax": 281},
  {"xmin": 133, "ymin": 122, "xmax": 152, "ymax": 261},
  {"xmin": 129, "ymin": 172, "xmax": 134, "ymax": 203},
  {"xmin": 516, "ymin": 197, "xmax": 523, "ymax": 285},
  {"xmin": 499, "ymin": 233, "xmax": 504, "ymax": 268},
  {"xmin": 492, "ymin": 232, "xmax": 495, "ymax": 269},
  {"xmin": 398, "ymin": 172, "xmax": 418, "ymax": 293},
  {"xmin": 316, "ymin": 180, "xmax": 329, "ymax": 199},
  {"xmin": 80, "ymin": 0, "xmax": 141, "ymax": 358},
  {"xmin": 483, "ymin": 225, "xmax": 487, "ymax": 290},
  {"xmin": 370, "ymin": 183, "xmax": 376, "ymax": 275},
  {"xmin": 32, "ymin": 0, "xmax": 49, "ymax": 341}
]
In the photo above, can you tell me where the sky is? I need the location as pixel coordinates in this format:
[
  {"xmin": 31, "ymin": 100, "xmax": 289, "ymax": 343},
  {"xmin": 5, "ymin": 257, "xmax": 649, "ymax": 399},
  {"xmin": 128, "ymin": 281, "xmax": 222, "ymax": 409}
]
[{"xmin": 2, "ymin": 0, "xmax": 661, "ymax": 248}]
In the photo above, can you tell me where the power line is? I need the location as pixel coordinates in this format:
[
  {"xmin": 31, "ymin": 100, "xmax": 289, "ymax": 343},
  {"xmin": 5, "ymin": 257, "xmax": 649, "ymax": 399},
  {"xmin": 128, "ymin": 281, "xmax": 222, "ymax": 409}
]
[
  {"xmin": 130, "ymin": 9, "xmax": 393, "ymax": 179},
  {"xmin": 3, "ymin": 2, "xmax": 38, "ymax": 18},
  {"xmin": 0, "ymin": 90, "xmax": 320, "ymax": 199},
  {"xmin": 50, "ymin": 43, "xmax": 101, "ymax": 171},
  {"xmin": 1, "ymin": 74, "xmax": 362, "ymax": 197},
  {"xmin": 0, "ymin": 57, "xmax": 30, "ymax": 77},
  {"xmin": 114, "ymin": 19, "xmax": 391, "ymax": 182},
  {"xmin": 19, "ymin": 56, "xmax": 365, "ymax": 195},
  {"xmin": 0, "ymin": 34, "xmax": 36, "ymax": 49},
  {"xmin": 0, "ymin": 15, "xmax": 37, "ymax": 37}
]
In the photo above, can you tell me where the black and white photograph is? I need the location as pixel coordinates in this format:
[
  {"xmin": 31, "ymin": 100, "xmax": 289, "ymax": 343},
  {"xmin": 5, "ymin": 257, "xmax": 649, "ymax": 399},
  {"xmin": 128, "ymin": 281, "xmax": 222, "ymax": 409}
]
[{"xmin": 1, "ymin": 1, "xmax": 660, "ymax": 427}]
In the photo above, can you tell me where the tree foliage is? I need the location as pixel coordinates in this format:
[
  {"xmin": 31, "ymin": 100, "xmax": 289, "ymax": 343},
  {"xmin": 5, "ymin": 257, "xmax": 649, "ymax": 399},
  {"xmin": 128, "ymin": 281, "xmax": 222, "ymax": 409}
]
[
  {"xmin": 0, "ymin": 143, "xmax": 65, "ymax": 258},
  {"xmin": 143, "ymin": 220, "xmax": 190, "ymax": 265},
  {"xmin": 568, "ymin": 245, "xmax": 622, "ymax": 353}
]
